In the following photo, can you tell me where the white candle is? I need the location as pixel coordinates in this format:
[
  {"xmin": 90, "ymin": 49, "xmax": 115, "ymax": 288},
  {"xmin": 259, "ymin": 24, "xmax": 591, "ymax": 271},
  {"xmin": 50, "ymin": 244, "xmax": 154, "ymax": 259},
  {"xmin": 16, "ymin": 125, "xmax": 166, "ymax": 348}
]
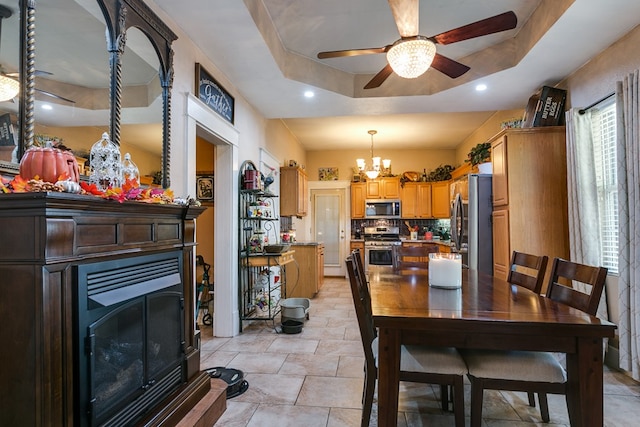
[{"xmin": 429, "ymin": 253, "xmax": 462, "ymax": 288}]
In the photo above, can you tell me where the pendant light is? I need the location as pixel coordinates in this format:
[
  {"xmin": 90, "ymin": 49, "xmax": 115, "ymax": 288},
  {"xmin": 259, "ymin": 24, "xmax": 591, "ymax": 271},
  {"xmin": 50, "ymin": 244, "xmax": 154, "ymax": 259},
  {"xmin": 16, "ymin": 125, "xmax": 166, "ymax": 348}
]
[{"xmin": 356, "ymin": 130, "xmax": 390, "ymax": 179}]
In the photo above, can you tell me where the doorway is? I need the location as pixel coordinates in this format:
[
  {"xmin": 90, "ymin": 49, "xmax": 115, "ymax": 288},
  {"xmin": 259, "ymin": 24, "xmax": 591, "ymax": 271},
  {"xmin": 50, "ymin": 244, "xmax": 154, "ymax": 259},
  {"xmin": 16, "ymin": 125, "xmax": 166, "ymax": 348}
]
[{"xmin": 311, "ymin": 188, "xmax": 347, "ymax": 277}]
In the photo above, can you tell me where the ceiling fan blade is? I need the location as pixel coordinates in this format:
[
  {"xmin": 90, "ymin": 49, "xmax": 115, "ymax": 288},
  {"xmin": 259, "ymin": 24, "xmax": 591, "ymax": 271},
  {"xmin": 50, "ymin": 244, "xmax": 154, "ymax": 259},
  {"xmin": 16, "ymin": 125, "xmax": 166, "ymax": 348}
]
[
  {"xmin": 388, "ymin": 0, "xmax": 419, "ymax": 38},
  {"xmin": 36, "ymin": 88, "xmax": 75, "ymax": 104},
  {"xmin": 431, "ymin": 11, "xmax": 517, "ymax": 45},
  {"xmin": 430, "ymin": 53, "xmax": 470, "ymax": 78},
  {"xmin": 364, "ymin": 64, "xmax": 394, "ymax": 89},
  {"xmin": 318, "ymin": 46, "xmax": 388, "ymax": 59}
]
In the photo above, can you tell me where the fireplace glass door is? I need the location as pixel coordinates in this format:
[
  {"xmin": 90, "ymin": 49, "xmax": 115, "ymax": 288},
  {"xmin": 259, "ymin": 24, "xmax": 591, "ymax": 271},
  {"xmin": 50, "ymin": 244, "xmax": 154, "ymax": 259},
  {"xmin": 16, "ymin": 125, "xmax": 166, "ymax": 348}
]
[{"xmin": 76, "ymin": 251, "xmax": 185, "ymax": 427}]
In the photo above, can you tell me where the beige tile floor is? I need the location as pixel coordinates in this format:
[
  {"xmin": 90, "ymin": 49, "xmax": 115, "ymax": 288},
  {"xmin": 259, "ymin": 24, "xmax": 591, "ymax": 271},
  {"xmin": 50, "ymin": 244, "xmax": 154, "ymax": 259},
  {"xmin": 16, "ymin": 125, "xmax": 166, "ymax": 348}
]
[{"xmin": 200, "ymin": 276, "xmax": 640, "ymax": 426}]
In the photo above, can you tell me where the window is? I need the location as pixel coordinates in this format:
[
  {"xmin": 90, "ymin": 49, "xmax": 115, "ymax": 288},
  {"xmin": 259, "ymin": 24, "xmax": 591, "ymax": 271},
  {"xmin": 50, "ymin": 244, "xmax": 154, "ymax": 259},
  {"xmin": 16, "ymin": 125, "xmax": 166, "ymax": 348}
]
[{"xmin": 590, "ymin": 101, "xmax": 618, "ymax": 274}]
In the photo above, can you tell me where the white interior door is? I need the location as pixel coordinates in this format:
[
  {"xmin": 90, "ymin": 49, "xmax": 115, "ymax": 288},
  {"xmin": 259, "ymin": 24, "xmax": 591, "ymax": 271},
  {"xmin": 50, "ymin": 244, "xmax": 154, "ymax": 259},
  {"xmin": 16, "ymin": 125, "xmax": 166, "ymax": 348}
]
[{"xmin": 312, "ymin": 188, "xmax": 347, "ymax": 277}]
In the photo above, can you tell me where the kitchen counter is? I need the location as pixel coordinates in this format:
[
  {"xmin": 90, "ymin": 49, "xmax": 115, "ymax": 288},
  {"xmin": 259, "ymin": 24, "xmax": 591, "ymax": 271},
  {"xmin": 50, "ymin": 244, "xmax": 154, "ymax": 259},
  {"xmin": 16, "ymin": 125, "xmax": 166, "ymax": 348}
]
[
  {"xmin": 401, "ymin": 238, "xmax": 453, "ymax": 246},
  {"xmin": 290, "ymin": 241, "xmax": 323, "ymax": 246}
]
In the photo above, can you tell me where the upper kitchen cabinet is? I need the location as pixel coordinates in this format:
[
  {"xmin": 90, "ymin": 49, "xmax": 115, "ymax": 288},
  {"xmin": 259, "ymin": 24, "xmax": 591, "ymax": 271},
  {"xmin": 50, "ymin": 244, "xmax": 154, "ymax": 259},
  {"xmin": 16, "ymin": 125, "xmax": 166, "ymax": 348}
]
[
  {"xmin": 401, "ymin": 182, "xmax": 431, "ymax": 218},
  {"xmin": 400, "ymin": 181, "xmax": 450, "ymax": 219},
  {"xmin": 366, "ymin": 177, "xmax": 400, "ymax": 199},
  {"xmin": 431, "ymin": 181, "xmax": 451, "ymax": 218},
  {"xmin": 351, "ymin": 182, "xmax": 366, "ymax": 218},
  {"xmin": 280, "ymin": 166, "xmax": 308, "ymax": 217},
  {"xmin": 490, "ymin": 127, "xmax": 569, "ymax": 285}
]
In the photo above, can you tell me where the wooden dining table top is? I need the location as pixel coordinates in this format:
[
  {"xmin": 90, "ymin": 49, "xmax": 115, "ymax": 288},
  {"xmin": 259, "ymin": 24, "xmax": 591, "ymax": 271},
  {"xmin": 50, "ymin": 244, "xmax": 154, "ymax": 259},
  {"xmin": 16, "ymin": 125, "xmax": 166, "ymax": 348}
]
[
  {"xmin": 368, "ymin": 267, "xmax": 616, "ymax": 345},
  {"xmin": 367, "ymin": 266, "xmax": 616, "ymax": 427}
]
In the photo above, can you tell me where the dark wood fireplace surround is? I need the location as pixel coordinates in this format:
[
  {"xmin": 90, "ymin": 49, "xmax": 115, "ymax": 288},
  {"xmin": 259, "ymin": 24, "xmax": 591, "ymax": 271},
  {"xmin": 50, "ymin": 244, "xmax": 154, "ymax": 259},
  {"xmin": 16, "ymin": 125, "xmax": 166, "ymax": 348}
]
[{"xmin": 0, "ymin": 193, "xmax": 224, "ymax": 426}]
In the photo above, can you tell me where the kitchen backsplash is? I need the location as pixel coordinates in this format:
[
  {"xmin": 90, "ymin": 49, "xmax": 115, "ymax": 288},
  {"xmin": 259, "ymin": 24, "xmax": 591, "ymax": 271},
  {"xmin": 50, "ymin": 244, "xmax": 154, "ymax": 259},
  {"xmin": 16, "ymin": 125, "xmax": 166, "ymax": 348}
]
[{"xmin": 351, "ymin": 218, "xmax": 451, "ymax": 239}]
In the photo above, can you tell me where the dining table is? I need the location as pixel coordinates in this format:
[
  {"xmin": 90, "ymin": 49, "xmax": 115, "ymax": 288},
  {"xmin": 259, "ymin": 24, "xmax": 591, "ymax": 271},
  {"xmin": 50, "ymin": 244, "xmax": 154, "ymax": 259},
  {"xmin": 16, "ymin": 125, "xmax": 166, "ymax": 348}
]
[{"xmin": 368, "ymin": 266, "xmax": 616, "ymax": 427}]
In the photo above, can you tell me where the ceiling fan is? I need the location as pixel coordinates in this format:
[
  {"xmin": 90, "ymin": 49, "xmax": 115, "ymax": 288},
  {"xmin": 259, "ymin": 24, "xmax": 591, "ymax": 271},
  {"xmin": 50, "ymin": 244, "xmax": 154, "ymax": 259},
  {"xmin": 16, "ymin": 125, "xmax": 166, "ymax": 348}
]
[
  {"xmin": 317, "ymin": 0, "xmax": 517, "ymax": 89},
  {"xmin": 0, "ymin": 4, "xmax": 74, "ymax": 103}
]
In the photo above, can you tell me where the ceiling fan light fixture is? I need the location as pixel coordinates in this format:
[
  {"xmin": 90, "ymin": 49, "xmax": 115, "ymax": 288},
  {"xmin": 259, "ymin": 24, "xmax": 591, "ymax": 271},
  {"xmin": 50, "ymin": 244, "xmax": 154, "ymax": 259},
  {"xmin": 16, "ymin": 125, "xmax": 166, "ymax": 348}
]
[
  {"xmin": 0, "ymin": 75, "xmax": 19, "ymax": 102},
  {"xmin": 386, "ymin": 36, "xmax": 436, "ymax": 79}
]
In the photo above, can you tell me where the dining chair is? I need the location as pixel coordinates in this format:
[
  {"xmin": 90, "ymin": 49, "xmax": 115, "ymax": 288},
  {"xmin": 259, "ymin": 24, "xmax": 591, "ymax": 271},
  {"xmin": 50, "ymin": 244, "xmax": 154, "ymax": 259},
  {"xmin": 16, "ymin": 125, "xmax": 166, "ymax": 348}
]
[
  {"xmin": 464, "ymin": 257, "xmax": 608, "ymax": 426},
  {"xmin": 508, "ymin": 250, "xmax": 549, "ymax": 294},
  {"xmin": 505, "ymin": 251, "xmax": 549, "ymax": 409},
  {"xmin": 345, "ymin": 253, "xmax": 467, "ymax": 427},
  {"xmin": 393, "ymin": 244, "xmax": 439, "ymax": 270}
]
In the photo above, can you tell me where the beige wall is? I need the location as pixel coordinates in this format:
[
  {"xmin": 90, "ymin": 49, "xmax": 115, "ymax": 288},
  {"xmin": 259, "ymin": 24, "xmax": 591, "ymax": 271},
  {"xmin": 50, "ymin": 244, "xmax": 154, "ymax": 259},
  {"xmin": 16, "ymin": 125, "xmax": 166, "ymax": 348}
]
[
  {"xmin": 306, "ymin": 148, "xmax": 456, "ymax": 181},
  {"xmin": 561, "ymin": 25, "xmax": 640, "ymax": 109},
  {"xmin": 454, "ymin": 109, "xmax": 525, "ymax": 165},
  {"xmin": 195, "ymin": 136, "xmax": 215, "ymax": 276}
]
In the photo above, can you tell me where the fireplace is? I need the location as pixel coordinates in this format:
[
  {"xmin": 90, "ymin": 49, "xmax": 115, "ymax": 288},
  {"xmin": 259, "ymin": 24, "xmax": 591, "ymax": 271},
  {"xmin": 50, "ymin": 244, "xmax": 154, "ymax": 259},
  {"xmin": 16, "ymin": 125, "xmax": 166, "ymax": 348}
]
[
  {"xmin": 0, "ymin": 193, "xmax": 225, "ymax": 426},
  {"xmin": 75, "ymin": 251, "xmax": 185, "ymax": 426}
]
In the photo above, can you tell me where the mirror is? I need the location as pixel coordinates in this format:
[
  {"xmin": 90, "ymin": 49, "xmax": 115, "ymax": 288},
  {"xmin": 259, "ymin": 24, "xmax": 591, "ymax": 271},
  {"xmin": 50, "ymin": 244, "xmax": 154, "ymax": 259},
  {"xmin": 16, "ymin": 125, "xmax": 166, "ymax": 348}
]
[
  {"xmin": 0, "ymin": 1, "xmax": 19, "ymax": 165},
  {"xmin": 1, "ymin": 0, "xmax": 176, "ymax": 188}
]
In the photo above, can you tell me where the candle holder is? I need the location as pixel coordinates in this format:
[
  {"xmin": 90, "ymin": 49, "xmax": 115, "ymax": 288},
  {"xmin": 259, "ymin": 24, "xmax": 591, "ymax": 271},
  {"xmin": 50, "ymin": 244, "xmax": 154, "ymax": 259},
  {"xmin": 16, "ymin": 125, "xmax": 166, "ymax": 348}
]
[{"xmin": 429, "ymin": 253, "xmax": 462, "ymax": 289}]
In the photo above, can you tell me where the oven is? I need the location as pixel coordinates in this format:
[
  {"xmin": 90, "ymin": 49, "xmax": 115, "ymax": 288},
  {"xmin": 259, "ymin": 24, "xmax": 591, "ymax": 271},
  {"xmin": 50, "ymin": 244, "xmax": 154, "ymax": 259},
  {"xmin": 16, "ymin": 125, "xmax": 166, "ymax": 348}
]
[{"xmin": 363, "ymin": 226, "xmax": 401, "ymax": 271}]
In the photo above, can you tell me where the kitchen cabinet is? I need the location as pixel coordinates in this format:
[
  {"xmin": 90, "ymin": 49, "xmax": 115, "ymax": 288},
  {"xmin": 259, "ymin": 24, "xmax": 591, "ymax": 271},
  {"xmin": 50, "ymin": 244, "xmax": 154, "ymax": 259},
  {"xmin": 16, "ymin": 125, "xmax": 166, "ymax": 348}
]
[
  {"xmin": 280, "ymin": 166, "xmax": 308, "ymax": 217},
  {"xmin": 350, "ymin": 182, "xmax": 366, "ymax": 218},
  {"xmin": 431, "ymin": 181, "xmax": 451, "ymax": 218},
  {"xmin": 490, "ymin": 127, "xmax": 569, "ymax": 286},
  {"xmin": 285, "ymin": 243, "xmax": 325, "ymax": 298},
  {"xmin": 401, "ymin": 182, "xmax": 432, "ymax": 218},
  {"xmin": 366, "ymin": 177, "xmax": 400, "ymax": 199},
  {"xmin": 401, "ymin": 181, "xmax": 450, "ymax": 219}
]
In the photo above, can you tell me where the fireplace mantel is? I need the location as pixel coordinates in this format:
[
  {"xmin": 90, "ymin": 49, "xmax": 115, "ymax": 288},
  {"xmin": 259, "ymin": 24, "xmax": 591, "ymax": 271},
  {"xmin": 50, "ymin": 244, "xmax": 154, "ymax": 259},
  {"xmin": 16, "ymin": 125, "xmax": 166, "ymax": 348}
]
[{"xmin": 0, "ymin": 192, "xmax": 219, "ymax": 426}]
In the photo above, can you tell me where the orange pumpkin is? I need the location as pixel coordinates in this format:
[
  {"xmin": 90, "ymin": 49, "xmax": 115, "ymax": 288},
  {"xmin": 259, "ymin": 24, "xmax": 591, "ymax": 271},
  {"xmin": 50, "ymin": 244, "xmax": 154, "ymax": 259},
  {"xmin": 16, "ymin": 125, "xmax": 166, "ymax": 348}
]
[{"xmin": 19, "ymin": 146, "xmax": 80, "ymax": 183}]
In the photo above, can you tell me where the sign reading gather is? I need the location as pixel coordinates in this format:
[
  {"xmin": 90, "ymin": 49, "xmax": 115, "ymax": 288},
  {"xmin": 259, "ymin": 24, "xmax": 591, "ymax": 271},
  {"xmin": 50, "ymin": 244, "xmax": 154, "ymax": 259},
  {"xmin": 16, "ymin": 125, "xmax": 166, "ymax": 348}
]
[{"xmin": 195, "ymin": 63, "xmax": 234, "ymax": 124}]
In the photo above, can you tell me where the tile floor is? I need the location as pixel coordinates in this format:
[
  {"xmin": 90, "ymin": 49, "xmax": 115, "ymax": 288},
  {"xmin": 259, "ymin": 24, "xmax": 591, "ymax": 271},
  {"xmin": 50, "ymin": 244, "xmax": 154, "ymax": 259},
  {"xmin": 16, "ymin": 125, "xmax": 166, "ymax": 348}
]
[{"xmin": 200, "ymin": 276, "xmax": 640, "ymax": 426}]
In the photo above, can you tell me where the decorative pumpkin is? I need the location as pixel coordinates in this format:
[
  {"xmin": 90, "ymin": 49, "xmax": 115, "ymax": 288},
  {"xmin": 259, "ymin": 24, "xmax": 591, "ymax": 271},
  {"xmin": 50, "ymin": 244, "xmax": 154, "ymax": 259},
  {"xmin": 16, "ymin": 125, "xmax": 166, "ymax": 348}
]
[{"xmin": 20, "ymin": 146, "xmax": 80, "ymax": 183}]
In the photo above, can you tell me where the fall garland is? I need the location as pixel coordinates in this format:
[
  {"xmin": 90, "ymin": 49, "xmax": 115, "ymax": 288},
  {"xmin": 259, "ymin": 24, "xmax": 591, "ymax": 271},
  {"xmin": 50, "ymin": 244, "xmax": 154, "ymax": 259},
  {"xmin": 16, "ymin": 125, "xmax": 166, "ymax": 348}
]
[{"xmin": 0, "ymin": 175, "xmax": 175, "ymax": 204}]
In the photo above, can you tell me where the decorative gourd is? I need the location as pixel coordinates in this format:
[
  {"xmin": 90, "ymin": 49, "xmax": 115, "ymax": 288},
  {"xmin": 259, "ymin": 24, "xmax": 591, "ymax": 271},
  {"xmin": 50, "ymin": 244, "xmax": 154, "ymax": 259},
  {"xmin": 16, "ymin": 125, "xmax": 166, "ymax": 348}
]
[{"xmin": 19, "ymin": 145, "xmax": 80, "ymax": 183}]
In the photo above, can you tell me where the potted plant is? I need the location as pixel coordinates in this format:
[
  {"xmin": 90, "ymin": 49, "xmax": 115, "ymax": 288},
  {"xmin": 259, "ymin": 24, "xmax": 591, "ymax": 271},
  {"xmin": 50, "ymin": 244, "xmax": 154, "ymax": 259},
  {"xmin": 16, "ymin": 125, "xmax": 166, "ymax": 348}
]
[{"xmin": 466, "ymin": 142, "xmax": 492, "ymax": 173}]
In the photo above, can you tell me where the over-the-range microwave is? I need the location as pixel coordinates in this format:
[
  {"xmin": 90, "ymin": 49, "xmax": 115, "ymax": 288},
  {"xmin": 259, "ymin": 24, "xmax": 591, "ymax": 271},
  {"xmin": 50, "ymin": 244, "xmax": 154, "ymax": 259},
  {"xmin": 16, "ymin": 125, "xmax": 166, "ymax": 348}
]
[{"xmin": 365, "ymin": 199, "xmax": 401, "ymax": 218}]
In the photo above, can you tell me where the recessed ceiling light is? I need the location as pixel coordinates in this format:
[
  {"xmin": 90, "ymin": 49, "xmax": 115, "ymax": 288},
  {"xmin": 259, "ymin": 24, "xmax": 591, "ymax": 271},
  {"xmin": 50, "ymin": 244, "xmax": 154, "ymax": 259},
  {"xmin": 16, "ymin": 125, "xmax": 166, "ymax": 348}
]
[
  {"xmin": 304, "ymin": 90, "xmax": 315, "ymax": 98},
  {"xmin": 41, "ymin": 104, "xmax": 53, "ymax": 110},
  {"xmin": 475, "ymin": 84, "xmax": 487, "ymax": 91}
]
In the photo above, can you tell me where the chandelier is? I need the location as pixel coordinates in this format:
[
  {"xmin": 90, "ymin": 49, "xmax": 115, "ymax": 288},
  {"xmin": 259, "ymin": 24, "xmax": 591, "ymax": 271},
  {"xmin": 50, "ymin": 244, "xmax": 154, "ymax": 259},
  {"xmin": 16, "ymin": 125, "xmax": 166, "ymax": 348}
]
[
  {"xmin": 386, "ymin": 36, "xmax": 437, "ymax": 79},
  {"xmin": 0, "ymin": 75, "xmax": 19, "ymax": 102},
  {"xmin": 356, "ymin": 130, "xmax": 390, "ymax": 180}
]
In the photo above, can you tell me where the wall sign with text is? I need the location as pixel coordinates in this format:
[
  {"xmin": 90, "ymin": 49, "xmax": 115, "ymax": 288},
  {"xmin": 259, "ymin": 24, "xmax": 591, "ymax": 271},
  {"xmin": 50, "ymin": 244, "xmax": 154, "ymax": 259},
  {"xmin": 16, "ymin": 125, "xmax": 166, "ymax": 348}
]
[{"xmin": 195, "ymin": 63, "xmax": 234, "ymax": 124}]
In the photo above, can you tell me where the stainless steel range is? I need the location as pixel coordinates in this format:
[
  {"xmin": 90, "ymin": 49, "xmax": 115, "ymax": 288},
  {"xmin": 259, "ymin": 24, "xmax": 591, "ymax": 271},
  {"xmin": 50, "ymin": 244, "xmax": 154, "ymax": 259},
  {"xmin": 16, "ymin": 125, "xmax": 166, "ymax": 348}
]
[{"xmin": 363, "ymin": 226, "xmax": 401, "ymax": 271}]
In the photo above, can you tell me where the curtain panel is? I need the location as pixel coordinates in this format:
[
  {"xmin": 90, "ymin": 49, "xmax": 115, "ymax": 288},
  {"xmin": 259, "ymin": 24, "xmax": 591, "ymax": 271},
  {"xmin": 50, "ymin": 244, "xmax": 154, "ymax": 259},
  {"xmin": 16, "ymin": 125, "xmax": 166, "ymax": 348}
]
[{"xmin": 617, "ymin": 69, "xmax": 640, "ymax": 381}]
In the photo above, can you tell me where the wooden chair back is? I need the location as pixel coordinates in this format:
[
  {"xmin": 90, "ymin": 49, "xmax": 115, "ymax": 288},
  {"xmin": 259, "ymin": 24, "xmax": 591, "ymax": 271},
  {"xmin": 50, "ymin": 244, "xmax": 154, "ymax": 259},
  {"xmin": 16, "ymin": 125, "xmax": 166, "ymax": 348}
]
[
  {"xmin": 394, "ymin": 244, "xmax": 439, "ymax": 270},
  {"xmin": 345, "ymin": 255, "xmax": 377, "ymax": 362},
  {"xmin": 352, "ymin": 248, "xmax": 367, "ymax": 285},
  {"xmin": 508, "ymin": 251, "xmax": 549, "ymax": 294},
  {"xmin": 546, "ymin": 258, "xmax": 608, "ymax": 316}
]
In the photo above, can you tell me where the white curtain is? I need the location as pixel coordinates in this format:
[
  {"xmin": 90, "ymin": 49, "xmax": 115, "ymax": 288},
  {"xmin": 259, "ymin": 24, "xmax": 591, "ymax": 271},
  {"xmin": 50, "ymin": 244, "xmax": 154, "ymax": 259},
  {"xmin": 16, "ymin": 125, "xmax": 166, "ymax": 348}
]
[
  {"xmin": 617, "ymin": 69, "xmax": 640, "ymax": 381},
  {"xmin": 565, "ymin": 108, "xmax": 608, "ymax": 320}
]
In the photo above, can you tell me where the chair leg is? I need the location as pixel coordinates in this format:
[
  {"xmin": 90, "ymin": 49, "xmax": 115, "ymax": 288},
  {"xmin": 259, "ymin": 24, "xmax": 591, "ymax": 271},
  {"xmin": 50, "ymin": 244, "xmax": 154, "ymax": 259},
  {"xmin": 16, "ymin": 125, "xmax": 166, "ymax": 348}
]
[
  {"xmin": 538, "ymin": 392, "xmax": 550, "ymax": 423},
  {"xmin": 469, "ymin": 377, "xmax": 484, "ymax": 427},
  {"xmin": 453, "ymin": 377, "xmax": 465, "ymax": 427},
  {"xmin": 361, "ymin": 368, "xmax": 375, "ymax": 427},
  {"xmin": 527, "ymin": 391, "xmax": 536, "ymax": 407}
]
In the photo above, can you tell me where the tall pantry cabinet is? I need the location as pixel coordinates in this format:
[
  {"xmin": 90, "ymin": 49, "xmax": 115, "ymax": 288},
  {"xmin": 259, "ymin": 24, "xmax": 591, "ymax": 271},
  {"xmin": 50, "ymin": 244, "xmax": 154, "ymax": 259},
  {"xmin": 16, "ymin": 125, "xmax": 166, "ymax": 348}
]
[{"xmin": 491, "ymin": 127, "xmax": 570, "ymax": 287}]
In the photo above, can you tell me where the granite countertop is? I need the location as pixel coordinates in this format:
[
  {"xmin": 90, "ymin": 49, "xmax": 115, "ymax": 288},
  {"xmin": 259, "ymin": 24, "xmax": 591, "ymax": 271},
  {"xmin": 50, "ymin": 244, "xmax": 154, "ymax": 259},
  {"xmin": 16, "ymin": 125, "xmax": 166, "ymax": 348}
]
[
  {"xmin": 401, "ymin": 238, "xmax": 454, "ymax": 246},
  {"xmin": 289, "ymin": 241, "xmax": 323, "ymax": 246}
]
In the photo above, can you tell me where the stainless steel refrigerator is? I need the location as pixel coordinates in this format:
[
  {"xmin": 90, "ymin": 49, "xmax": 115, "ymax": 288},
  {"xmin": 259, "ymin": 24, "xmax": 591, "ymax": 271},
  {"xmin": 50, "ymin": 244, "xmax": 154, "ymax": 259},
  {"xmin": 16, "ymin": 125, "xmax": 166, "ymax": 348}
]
[{"xmin": 451, "ymin": 174, "xmax": 493, "ymax": 274}]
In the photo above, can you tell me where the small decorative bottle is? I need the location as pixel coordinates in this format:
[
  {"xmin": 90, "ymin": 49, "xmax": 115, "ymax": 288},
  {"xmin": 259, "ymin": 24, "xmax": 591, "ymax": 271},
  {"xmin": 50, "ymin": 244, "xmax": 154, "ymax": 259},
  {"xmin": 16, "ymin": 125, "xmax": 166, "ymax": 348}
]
[
  {"xmin": 121, "ymin": 153, "xmax": 140, "ymax": 183},
  {"xmin": 89, "ymin": 132, "xmax": 121, "ymax": 190}
]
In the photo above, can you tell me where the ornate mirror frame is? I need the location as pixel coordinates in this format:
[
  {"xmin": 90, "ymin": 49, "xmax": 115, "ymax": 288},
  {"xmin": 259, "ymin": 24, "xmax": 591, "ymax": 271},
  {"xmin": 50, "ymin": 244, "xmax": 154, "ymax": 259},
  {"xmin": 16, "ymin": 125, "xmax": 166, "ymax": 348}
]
[{"xmin": 15, "ymin": 0, "xmax": 177, "ymax": 188}]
